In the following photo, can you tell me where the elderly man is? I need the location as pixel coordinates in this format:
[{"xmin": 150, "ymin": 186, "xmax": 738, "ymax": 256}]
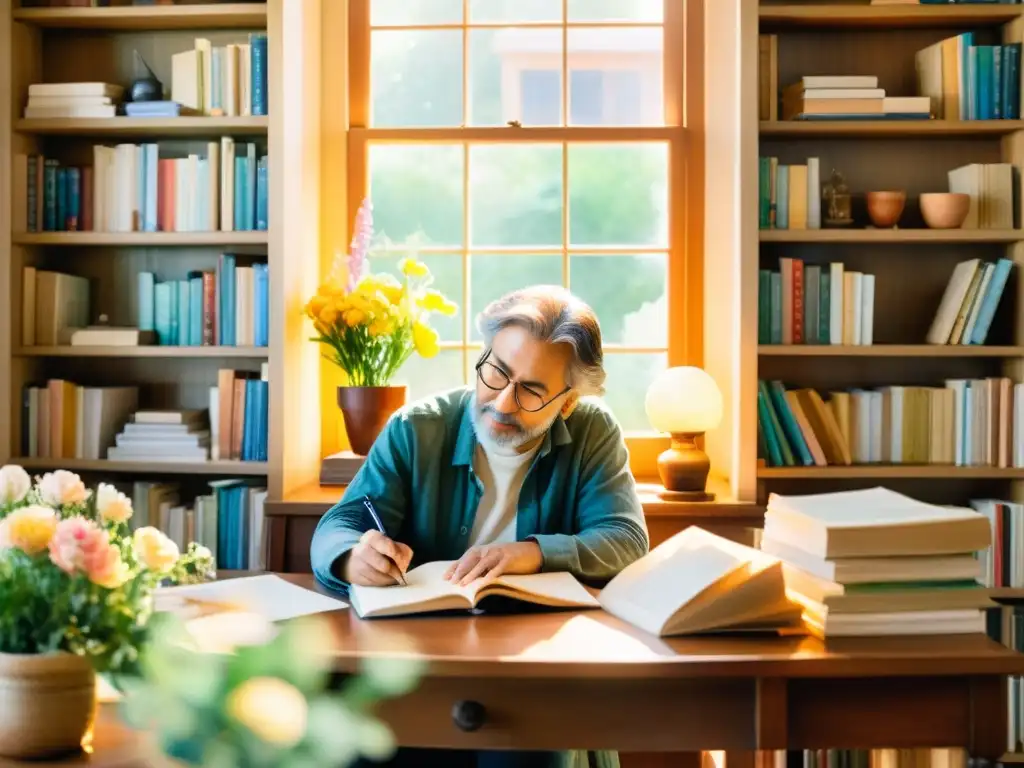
[{"xmin": 311, "ymin": 285, "xmax": 648, "ymax": 768}]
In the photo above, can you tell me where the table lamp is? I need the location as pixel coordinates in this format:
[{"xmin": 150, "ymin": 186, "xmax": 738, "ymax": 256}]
[{"xmin": 644, "ymin": 366, "xmax": 724, "ymax": 501}]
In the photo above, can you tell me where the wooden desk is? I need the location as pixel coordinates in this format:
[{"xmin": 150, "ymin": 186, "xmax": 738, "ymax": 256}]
[
  {"xmin": 13, "ymin": 577, "xmax": 1024, "ymax": 766},
  {"xmin": 264, "ymin": 476, "xmax": 765, "ymax": 572},
  {"xmin": 282, "ymin": 574, "xmax": 1020, "ymax": 758}
]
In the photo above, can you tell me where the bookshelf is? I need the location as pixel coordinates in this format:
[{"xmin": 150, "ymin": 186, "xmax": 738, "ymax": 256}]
[
  {"xmin": 0, "ymin": 0, "xmax": 324, "ymax": 573},
  {"xmin": 703, "ymin": 0, "xmax": 1024, "ymax": 760}
]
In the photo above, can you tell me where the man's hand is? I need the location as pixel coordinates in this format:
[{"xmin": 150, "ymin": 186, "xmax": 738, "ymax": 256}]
[
  {"xmin": 444, "ymin": 541, "xmax": 543, "ymax": 586},
  {"xmin": 343, "ymin": 530, "xmax": 413, "ymax": 586}
]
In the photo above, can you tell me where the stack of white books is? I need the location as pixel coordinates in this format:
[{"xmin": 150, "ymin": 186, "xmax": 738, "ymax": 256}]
[
  {"xmin": 107, "ymin": 409, "xmax": 210, "ymax": 462},
  {"xmin": 760, "ymin": 486, "xmax": 995, "ymax": 637},
  {"xmin": 23, "ymin": 82, "xmax": 122, "ymax": 119}
]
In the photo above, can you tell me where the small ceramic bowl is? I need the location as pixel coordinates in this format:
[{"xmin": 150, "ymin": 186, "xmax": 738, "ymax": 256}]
[
  {"xmin": 865, "ymin": 190, "xmax": 907, "ymax": 228},
  {"xmin": 920, "ymin": 192, "xmax": 971, "ymax": 229}
]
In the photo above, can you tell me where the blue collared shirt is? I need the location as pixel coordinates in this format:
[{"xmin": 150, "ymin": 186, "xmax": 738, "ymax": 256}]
[{"xmin": 310, "ymin": 387, "xmax": 649, "ymax": 595}]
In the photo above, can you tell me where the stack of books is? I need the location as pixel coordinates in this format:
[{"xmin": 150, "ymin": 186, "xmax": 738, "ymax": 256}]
[
  {"xmin": 759, "ymin": 487, "xmax": 996, "ymax": 637},
  {"xmin": 108, "ymin": 409, "xmax": 211, "ymax": 463},
  {"xmin": 23, "ymin": 82, "xmax": 121, "ymax": 119},
  {"xmin": 782, "ymin": 75, "xmax": 931, "ymax": 121}
]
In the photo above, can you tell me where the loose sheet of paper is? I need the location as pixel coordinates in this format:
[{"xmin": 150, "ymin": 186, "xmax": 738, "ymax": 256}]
[{"xmin": 155, "ymin": 574, "xmax": 346, "ymax": 622}]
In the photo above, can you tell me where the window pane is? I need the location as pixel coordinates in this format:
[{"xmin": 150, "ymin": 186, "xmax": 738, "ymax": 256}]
[
  {"xmin": 601, "ymin": 352, "xmax": 667, "ymax": 432},
  {"xmin": 570, "ymin": 254, "xmax": 668, "ymax": 347},
  {"xmin": 470, "ymin": 144, "xmax": 563, "ymax": 248},
  {"xmin": 368, "ymin": 253, "xmax": 463, "ymax": 343},
  {"xmin": 371, "ymin": 0, "xmax": 462, "ymax": 26},
  {"xmin": 469, "ymin": 0, "xmax": 562, "ymax": 23},
  {"xmin": 569, "ymin": 0, "xmax": 663, "ymax": 22},
  {"xmin": 393, "ymin": 350, "xmax": 466, "ymax": 403},
  {"xmin": 369, "ymin": 144, "xmax": 464, "ymax": 247},
  {"xmin": 567, "ymin": 28, "xmax": 663, "ymax": 126},
  {"xmin": 568, "ymin": 143, "xmax": 668, "ymax": 247},
  {"xmin": 470, "ymin": 255, "xmax": 563, "ymax": 341},
  {"xmin": 372, "ymin": 30, "xmax": 463, "ymax": 127},
  {"xmin": 470, "ymin": 28, "xmax": 563, "ymax": 126}
]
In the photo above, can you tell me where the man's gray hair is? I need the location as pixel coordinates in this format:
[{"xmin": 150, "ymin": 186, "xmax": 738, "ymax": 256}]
[{"xmin": 476, "ymin": 285, "xmax": 606, "ymax": 397}]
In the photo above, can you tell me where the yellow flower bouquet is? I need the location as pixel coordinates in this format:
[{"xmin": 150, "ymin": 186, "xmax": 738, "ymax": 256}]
[{"xmin": 304, "ymin": 199, "xmax": 458, "ymax": 387}]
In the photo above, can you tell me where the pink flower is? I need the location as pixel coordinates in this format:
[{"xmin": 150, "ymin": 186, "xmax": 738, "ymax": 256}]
[{"xmin": 48, "ymin": 517, "xmax": 129, "ymax": 589}]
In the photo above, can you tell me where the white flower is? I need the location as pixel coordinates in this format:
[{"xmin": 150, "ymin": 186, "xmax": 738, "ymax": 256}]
[
  {"xmin": 95, "ymin": 483, "xmax": 132, "ymax": 524},
  {"xmin": 0, "ymin": 465, "xmax": 31, "ymax": 504},
  {"xmin": 37, "ymin": 470, "xmax": 90, "ymax": 507}
]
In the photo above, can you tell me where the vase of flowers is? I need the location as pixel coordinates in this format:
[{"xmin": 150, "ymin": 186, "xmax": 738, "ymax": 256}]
[
  {"xmin": 0, "ymin": 465, "xmax": 214, "ymax": 759},
  {"xmin": 304, "ymin": 199, "xmax": 458, "ymax": 455}
]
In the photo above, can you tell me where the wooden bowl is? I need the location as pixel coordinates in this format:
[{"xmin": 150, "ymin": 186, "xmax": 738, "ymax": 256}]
[
  {"xmin": 865, "ymin": 190, "xmax": 906, "ymax": 228},
  {"xmin": 920, "ymin": 192, "xmax": 971, "ymax": 229}
]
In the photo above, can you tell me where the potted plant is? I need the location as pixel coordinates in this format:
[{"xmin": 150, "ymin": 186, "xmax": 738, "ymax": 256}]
[
  {"xmin": 304, "ymin": 198, "xmax": 458, "ymax": 455},
  {"xmin": 118, "ymin": 609, "xmax": 423, "ymax": 768},
  {"xmin": 0, "ymin": 465, "xmax": 214, "ymax": 759}
]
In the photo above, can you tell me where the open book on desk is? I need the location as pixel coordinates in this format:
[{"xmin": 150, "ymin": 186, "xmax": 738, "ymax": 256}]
[
  {"xmin": 598, "ymin": 526, "xmax": 804, "ymax": 637},
  {"xmin": 350, "ymin": 560, "xmax": 600, "ymax": 618}
]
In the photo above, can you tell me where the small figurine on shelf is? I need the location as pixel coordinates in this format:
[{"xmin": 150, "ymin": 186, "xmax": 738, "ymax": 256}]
[
  {"xmin": 822, "ymin": 168, "xmax": 853, "ymax": 227},
  {"xmin": 128, "ymin": 50, "xmax": 164, "ymax": 104}
]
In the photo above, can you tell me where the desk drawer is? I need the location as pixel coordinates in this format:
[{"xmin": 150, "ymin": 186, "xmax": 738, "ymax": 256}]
[{"xmin": 373, "ymin": 677, "xmax": 756, "ymax": 752}]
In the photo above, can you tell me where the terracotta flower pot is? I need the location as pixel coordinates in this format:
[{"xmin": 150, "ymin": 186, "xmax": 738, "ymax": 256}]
[
  {"xmin": 866, "ymin": 190, "xmax": 906, "ymax": 228},
  {"xmin": 0, "ymin": 651, "xmax": 96, "ymax": 759},
  {"xmin": 337, "ymin": 385, "xmax": 408, "ymax": 456}
]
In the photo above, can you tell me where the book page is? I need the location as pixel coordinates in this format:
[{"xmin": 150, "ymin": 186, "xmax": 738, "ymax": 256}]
[
  {"xmin": 487, "ymin": 571, "xmax": 599, "ymax": 608},
  {"xmin": 598, "ymin": 527, "xmax": 758, "ymax": 636},
  {"xmin": 350, "ymin": 560, "xmax": 474, "ymax": 617}
]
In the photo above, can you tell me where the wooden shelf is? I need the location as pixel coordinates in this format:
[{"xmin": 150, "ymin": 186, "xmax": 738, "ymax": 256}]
[
  {"xmin": 759, "ymin": 229, "xmax": 1024, "ymax": 244},
  {"xmin": 13, "ymin": 458, "xmax": 268, "ymax": 476},
  {"xmin": 758, "ymin": 466, "xmax": 1024, "ymax": 480},
  {"xmin": 12, "ymin": 231, "xmax": 268, "ymax": 247},
  {"xmin": 999, "ymin": 755, "xmax": 1024, "ymax": 765},
  {"xmin": 759, "ymin": 4, "xmax": 1022, "ymax": 29},
  {"xmin": 989, "ymin": 589, "xmax": 1024, "ymax": 603},
  {"xmin": 16, "ymin": 117, "xmax": 268, "ymax": 138},
  {"xmin": 12, "ymin": 3, "xmax": 268, "ymax": 31},
  {"xmin": 16, "ymin": 346, "xmax": 269, "ymax": 359},
  {"xmin": 759, "ymin": 345, "xmax": 1024, "ymax": 358},
  {"xmin": 761, "ymin": 120, "xmax": 1024, "ymax": 138}
]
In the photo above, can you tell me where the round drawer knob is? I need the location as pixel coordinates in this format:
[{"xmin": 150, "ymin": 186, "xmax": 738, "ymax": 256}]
[{"xmin": 452, "ymin": 699, "xmax": 486, "ymax": 732}]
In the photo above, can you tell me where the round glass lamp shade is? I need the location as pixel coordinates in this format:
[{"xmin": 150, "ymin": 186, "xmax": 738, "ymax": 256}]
[{"xmin": 645, "ymin": 367, "xmax": 724, "ymax": 435}]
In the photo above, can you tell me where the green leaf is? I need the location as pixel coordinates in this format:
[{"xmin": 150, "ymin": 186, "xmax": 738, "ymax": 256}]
[{"xmin": 360, "ymin": 655, "xmax": 426, "ymax": 698}]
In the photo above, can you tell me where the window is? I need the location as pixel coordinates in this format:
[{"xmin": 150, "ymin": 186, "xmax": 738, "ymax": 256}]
[
  {"xmin": 347, "ymin": 0, "xmax": 691, "ymax": 438},
  {"xmin": 521, "ymin": 70, "xmax": 561, "ymax": 125}
]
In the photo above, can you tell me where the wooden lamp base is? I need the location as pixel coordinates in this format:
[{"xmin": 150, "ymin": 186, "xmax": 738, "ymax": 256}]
[{"xmin": 656, "ymin": 432, "xmax": 715, "ymax": 502}]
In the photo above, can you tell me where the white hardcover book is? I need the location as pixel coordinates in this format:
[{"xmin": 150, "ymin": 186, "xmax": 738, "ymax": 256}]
[
  {"xmin": 220, "ymin": 137, "xmax": 235, "ymax": 231},
  {"xmin": 807, "ymin": 157, "xmax": 821, "ymax": 229},
  {"xmin": 859, "ymin": 273, "xmax": 875, "ymax": 345},
  {"xmin": 851, "ymin": 272, "xmax": 863, "ymax": 346},
  {"xmin": 1015, "ymin": 383, "xmax": 1024, "ymax": 468},
  {"xmin": 207, "ymin": 141, "xmax": 220, "ymax": 231},
  {"xmin": 829, "ymin": 262, "xmax": 844, "ymax": 344},
  {"xmin": 209, "ymin": 386, "xmax": 220, "ymax": 461}
]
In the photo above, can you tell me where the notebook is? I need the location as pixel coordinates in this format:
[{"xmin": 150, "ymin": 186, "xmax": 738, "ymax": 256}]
[
  {"xmin": 349, "ymin": 560, "xmax": 600, "ymax": 618},
  {"xmin": 597, "ymin": 526, "xmax": 804, "ymax": 637}
]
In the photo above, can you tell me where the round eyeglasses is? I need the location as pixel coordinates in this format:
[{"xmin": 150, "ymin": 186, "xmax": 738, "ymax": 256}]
[{"xmin": 475, "ymin": 350, "xmax": 571, "ymax": 413}]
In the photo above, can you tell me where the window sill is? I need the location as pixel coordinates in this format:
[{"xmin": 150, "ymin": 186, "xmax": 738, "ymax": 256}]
[{"xmin": 265, "ymin": 475, "xmax": 763, "ymax": 527}]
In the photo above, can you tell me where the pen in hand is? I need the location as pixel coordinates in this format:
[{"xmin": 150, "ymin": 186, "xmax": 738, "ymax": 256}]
[{"xmin": 362, "ymin": 496, "xmax": 408, "ymax": 586}]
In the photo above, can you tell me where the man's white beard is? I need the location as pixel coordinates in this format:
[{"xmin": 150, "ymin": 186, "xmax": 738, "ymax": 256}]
[{"xmin": 469, "ymin": 391, "xmax": 558, "ymax": 455}]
